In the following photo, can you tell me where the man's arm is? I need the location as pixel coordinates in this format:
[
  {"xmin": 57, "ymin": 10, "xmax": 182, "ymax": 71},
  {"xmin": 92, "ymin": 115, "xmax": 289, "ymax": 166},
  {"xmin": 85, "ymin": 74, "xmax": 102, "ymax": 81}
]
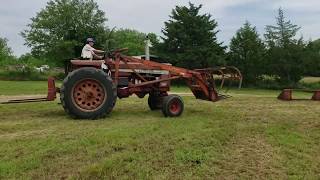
[
  {"xmin": 93, "ymin": 49, "xmax": 105, "ymax": 54},
  {"xmin": 88, "ymin": 46, "xmax": 104, "ymax": 59},
  {"xmin": 90, "ymin": 49, "xmax": 104, "ymax": 59}
]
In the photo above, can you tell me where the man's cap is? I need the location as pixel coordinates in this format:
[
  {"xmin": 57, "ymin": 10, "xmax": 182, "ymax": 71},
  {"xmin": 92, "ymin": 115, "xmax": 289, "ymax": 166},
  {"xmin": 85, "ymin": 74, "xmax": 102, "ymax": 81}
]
[{"xmin": 86, "ymin": 38, "xmax": 95, "ymax": 43}]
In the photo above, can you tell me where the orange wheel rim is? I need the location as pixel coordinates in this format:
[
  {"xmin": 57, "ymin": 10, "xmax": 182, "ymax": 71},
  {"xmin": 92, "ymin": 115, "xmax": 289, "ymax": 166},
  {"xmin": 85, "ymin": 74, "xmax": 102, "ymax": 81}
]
[
  {"xmin": 72, "ymin": 79, "xmax": 106, "ymax": 112},
  {"xmin": 169, "ymin": 99, "xmax": 181, "ymax": 114}
]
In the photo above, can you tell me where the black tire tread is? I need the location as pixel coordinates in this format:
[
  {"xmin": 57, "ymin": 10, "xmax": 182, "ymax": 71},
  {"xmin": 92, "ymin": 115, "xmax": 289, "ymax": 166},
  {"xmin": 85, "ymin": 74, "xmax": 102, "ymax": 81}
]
[
  {"xmin": 60, "ymin": 67, "xmax": 117, "ymax": 119},
  {"xmin": 162, "ymin": 94, "xmax": 184, "ymax": 117},
  {"xmin": 148, "ymin": 94, "xmax": 160, "ymax": 110}
]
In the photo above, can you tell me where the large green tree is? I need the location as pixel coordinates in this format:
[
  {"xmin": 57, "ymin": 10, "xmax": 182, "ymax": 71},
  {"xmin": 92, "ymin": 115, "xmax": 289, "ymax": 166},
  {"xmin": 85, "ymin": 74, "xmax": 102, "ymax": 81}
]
[
  {"xmin": 21, "ymin": 0, "xmax": 108, "ymax": 65},
  {"xmin": 106, "ymin": 28, "xmax": 158, "ymax": 56},
  {"xmin": 228, "ymin": 21, "xmax": 265, "ymax": 84},
  {"xmin": 158, "ymin": 3, "xmax": 225, "ymax": 69},
  {"xmin": 264, "ymin": 8, "xmax": 304, "ymax": 84}
]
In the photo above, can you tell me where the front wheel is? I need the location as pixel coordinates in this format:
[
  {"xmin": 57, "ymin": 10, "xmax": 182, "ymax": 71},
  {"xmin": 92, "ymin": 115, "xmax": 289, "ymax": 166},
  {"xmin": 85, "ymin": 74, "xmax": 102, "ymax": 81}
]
[
  {"xmin": 60, "ymin": 67, "xmax": 117, "ymax": 119},
  {"xmin": 162, "ymin": 95, "xmax": 184, "ymax": 117}
]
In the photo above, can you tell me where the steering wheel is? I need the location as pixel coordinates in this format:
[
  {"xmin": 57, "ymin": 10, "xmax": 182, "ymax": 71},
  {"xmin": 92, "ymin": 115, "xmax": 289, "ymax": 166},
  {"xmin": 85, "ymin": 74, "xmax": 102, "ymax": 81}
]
[
  {"xmin": 115, "ymin": 48, "xmax": 129, "ymax": 53},
  {"xmin": 104, "ymin": 48, "xmax": 129, "ymax": 59}
]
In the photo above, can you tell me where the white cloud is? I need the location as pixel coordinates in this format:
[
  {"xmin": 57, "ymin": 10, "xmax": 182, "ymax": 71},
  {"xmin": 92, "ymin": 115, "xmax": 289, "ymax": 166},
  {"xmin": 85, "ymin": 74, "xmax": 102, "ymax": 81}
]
[
  {"xmin": 95, "ymin": 0, "xmax": 262, "ymax": 38},
  {"xmin": 199, "ymin": 0, "xmax": 259, "ymax": 9},
  {"xmin": 272, "ymin": 0, "xmax": 320, "ymax": 12},
  {"xmin": 0, "ymin": 0, "xmax": 47, "ymax": 56}
]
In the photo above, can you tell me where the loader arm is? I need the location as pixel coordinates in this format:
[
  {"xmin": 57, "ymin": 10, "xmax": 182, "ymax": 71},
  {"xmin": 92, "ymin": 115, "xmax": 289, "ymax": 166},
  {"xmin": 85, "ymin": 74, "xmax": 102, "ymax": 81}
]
[{"xmin": 118, "ymin": 55, "xmax": 221, "ymax": 101}]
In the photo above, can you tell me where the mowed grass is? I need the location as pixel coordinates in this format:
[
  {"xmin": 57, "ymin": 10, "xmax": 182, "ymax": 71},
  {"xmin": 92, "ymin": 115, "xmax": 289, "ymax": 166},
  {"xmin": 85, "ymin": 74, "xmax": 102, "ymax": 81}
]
[{"xmin": 0, "ymin": 81, "xmax": 320, "ymax": 179}]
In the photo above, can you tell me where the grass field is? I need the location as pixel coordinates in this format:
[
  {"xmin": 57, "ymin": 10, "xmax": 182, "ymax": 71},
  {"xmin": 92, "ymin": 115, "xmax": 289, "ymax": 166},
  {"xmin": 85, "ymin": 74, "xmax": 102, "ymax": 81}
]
[{"xmin": 0, "ymin": 81, "xmax": 320, "ymax": 179}]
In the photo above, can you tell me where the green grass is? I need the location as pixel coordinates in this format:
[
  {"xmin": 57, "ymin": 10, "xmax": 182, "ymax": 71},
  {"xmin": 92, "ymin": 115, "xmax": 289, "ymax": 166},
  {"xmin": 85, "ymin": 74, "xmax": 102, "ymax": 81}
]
[
  {"xmin": 0, "ymin": 81, "xmax": 62, "ymax": 96},
  {"xmin": 0, "ymin": 81, "xmax": 48, "ymax": 95},
  {"xmin": 0, "ymin": 81, "xmax": 320, "ymax": 179}
]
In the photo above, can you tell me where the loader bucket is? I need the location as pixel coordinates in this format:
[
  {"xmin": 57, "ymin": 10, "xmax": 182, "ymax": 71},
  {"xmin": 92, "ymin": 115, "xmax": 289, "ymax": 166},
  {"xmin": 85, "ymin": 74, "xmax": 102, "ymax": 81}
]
[
  {"xmin": 195, "ymin": 66, "xmax": 243, "ymax": 90},
  {"xmin": 190, "ymin": 67, "xmax": 242, "ymax": 102}
]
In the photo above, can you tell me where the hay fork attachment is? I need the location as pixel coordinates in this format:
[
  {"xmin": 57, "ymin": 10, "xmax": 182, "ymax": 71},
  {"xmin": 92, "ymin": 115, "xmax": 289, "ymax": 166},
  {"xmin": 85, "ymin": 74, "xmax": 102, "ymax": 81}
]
[{"xmin": 0, "ymin": 77, "xmax": 57, "ymax": 104}]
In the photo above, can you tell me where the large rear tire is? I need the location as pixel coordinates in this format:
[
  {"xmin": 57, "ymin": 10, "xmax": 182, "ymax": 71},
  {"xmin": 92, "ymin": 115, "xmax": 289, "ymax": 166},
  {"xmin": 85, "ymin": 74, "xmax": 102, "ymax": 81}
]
[
  {"xmin": 60, "ymin": 67, "xmax": 117, "ymax": 119},
  {"xmin": 148, "ymin": 94, "xmax": 160, "ymax": 110}
]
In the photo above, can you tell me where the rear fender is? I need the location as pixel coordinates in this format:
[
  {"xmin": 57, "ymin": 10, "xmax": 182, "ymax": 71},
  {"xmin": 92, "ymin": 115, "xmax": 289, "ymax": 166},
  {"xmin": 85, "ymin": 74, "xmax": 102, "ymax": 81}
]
[{"xmin": 70, "ymin": 60, "xmax": 105, "ymax": 68}]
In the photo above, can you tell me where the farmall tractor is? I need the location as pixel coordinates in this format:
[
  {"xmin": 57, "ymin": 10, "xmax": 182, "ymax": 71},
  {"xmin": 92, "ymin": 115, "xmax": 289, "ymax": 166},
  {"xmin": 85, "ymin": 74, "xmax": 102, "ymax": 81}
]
[{"xmin": 3, "ymin": 49, "xmax": 242, "ymax": 119}]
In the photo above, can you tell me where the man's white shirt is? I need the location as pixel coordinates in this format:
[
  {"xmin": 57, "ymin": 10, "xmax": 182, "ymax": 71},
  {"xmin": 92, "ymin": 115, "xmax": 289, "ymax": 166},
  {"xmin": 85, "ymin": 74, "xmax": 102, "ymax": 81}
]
[{"xmin": 81, "ymin": 44, "xmax": 96, "ymax": 60}]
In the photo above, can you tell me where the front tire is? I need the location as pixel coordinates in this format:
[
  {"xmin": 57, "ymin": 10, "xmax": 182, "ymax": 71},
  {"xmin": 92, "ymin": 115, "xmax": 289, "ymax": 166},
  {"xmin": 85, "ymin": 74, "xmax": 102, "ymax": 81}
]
[
  {"xmin": 162, "ymin": 95, "xmax": 184, "ymax": 117},
  {"xmin": 60, "ymin": 67, "xmax": 117, "ymax": 119}
]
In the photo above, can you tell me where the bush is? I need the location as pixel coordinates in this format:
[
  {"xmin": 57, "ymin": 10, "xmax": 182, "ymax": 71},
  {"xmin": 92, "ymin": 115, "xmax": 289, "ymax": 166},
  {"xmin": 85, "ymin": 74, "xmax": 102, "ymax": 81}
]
[
  {"xmin": 250, "ymin": 75, "xmax": 310, "ymax": 89},
  {"xmin": 0, "ymin": 52, "xmax": 65, "ymax": 81},
  {"xmin": 0, "ymin": 68, "xmax": 64, "ymax": 81}
]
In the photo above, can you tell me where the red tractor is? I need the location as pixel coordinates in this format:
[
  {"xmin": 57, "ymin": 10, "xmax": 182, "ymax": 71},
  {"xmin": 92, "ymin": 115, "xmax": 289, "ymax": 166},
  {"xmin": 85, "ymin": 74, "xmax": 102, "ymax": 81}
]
[{"xmin": 3, "ymin": 49, "xmax": 242, "ymax": 119}]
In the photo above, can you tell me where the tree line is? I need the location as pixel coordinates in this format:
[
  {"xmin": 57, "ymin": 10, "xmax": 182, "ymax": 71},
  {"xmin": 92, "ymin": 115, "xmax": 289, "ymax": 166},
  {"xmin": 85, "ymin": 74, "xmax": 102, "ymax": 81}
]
[{"xmin": 1, "ymin": 0, "xmax": 320, "ymax": 87}]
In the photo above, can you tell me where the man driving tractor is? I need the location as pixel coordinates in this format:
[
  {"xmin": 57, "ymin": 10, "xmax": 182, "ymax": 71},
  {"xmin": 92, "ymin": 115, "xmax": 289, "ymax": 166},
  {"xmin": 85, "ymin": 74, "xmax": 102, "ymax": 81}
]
[{"xmin": 81, "ymin": 38, "xmax": 105, "ymax": 60}]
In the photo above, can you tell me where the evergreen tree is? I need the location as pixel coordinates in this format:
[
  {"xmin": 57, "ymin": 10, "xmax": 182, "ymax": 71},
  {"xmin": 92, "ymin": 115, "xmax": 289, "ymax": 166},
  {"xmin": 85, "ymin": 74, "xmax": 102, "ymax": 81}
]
[
  {"xmin": 159, "ymin": 3, "xmax": 225, "ymax": 69},
  {"xmin": 229, "ymin": 21, "xmax": 265, "ymax": 84},
  {"xmin": 265, "ymin": 8, "xmax": 301, "ymax": 48},
  {"xmin": 264, "ymin": 8, "xmax": 304, "ymax": 84}
]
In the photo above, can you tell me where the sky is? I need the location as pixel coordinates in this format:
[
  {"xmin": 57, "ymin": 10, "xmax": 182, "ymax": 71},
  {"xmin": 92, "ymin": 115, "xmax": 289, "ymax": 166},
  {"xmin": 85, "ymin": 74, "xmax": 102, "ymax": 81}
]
[{"xmin": 0, "ymin": 0, "xmax": 320, "ymax": 56}]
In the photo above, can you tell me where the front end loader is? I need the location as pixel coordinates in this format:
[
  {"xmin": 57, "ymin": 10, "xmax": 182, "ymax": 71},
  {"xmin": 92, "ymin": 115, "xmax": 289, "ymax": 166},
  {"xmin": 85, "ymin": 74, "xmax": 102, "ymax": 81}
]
[{"xmin": 1, "ymin": 49, "xmax": 242, "ymax": 119}]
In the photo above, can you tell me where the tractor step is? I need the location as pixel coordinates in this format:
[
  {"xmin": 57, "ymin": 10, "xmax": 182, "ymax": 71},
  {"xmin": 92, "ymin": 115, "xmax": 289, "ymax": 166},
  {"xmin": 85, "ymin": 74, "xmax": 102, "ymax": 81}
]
[{"xmin": 278, "ymin": 89, "xmax": 320, "ymax": 101}]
